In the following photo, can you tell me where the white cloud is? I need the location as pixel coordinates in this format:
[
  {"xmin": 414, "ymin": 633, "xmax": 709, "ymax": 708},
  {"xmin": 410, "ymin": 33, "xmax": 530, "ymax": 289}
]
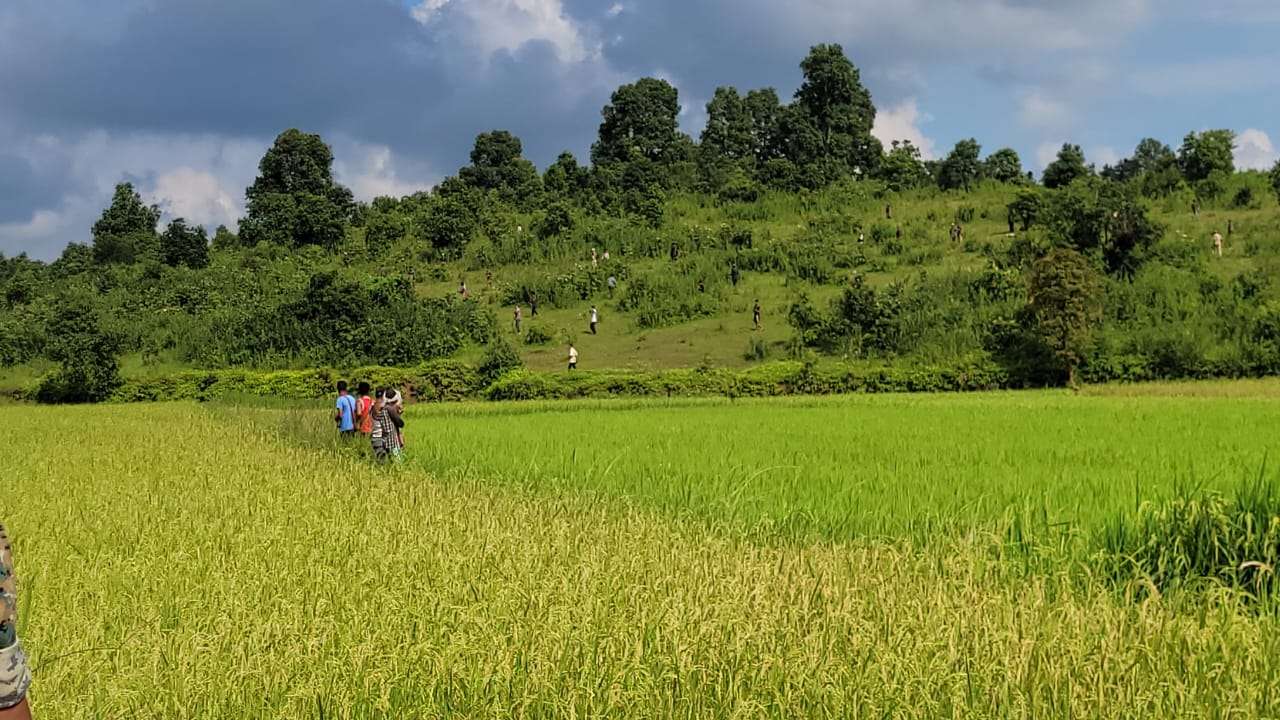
[
  {"xmin": 1234, "ymin": 128, "xmax": 1277, "ymax": 170},
  {"xmin": 1089, "ymin": 145, "xmax": 1120, "ymax": 168},
  {"xmin": 1019, "ymin": 91, "xmax": 1071, "ymax": 131},
  {"xmin": 1035, "ymin": 141, "xmax": 1063, "ymax": 171},
  {"xmin": 412, "ymin": 0, "xmax": 598, "ymax": 63},
  {"xmin": 150, "ymin": 167, "xmax": 240, "ymax": 230},
  {"xmin": 872, "ymin": 99, "xmax": 937, "ymax": 159},
  {"xmin": 333, "ymin": 142, "xmax": 436, "ymax": 201}
]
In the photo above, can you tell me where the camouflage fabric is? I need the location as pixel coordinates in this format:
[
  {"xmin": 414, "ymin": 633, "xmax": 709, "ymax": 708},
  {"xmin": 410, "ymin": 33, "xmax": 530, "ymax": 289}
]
[{"xmin": 0, "ymin": 523, "xmax": 31, "ymax": 709}]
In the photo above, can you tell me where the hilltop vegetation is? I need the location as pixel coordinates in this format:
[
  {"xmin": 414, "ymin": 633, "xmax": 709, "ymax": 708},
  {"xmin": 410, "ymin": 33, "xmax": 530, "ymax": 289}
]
[{"xmin": 2, "ymin": 44, "xmax": 1279, "ymax": 402}]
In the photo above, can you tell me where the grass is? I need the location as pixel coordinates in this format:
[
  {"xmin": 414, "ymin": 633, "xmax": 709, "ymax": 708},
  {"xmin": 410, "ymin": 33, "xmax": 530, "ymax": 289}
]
[
  {"xmin": 399, "ymin": 389, "xmax": 1280, "ymax": 541},
  {"xmin": 4, "ymin": 400, "xmax": 1280, "ymax": 717}
]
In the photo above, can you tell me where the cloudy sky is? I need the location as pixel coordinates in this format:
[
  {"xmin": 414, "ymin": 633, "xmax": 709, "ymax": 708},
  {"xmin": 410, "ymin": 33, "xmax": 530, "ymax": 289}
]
[{"xmin": 2, "ymin": 0, "xmax": 1278, "ymax": 259}]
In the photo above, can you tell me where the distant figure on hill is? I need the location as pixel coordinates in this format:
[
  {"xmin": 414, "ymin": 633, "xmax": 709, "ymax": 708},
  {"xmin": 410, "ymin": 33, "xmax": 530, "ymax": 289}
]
[
  {"xmin": 697, "ymin": 278, "xmax": 705, "ymax": 293},
  {"xmin": 730, "ymin": 262, "xmax": 740, "ymax": 287},
  {"xmin": 896, "ymin": 226, "xmax": 902, "ymax": 241},
  {"xmin": 589, "ymin": 306, "xmax": 599, "ymax": 335},
  {"xmin": 1008, "ymin": 211, "xmax": 1016, "ymax": 235},
  {"xmin": 591, "ymin": 247, "xmax": 599, "ymax": 267},
  {"xmin": 334, "ymin": 381, "xmax": 357, "ymax": 438},
  {"xmin": 567, "ymin": 344, "xmax": 578, "ymax": 370},
  {"xmin": 530, "ymin": 294, "xmax": 539, "ymax": 317},
  {"xmin": 670, "ymin": 242, "xmax": 679, "ymax": 262},
  {"xmin": 1213, "ymin": 231, "xmax": 1224, "ymax": 257},
  {"xmin": 1192, "ymin": 199, "xmax": 1200, "ymax": 217},
  {"xmin": 370, "ymin": 388, "xmax": 405, "ymax": 462},
  {"xmin": 1228, "ymin": 219, "xmax": 1234, "ymax": 236},
  {"xmin": 513, "ymin": 305, "xmax": 523, "ymax": 334},
  {"xmin": 858, "ymin": 231, "xmax": 865, "ymax": 244},
  {"xmin": 602, "ymin": 249, "xmax": 611, "ymax": 262},
  {"xmin": 355, "ymin": 382, "xmax": 374, "ymax": 437},
  {"xmin": 949, "ymin": 223, "xmax": 959, "ymax": 242},
  {"xmin": 607, "ymin": 275, "xmax": 617, "ymax": 298},
  {"xmin": 885, "ymin": 203, "xmax": 892, "ymax": 220},
  {"xmin": 753, "ymin": 300, "xmax": 762, "ymax": 330},
  {"xmin": 458, "ymin": 280, "xmax": 469, "ymax": 300}
]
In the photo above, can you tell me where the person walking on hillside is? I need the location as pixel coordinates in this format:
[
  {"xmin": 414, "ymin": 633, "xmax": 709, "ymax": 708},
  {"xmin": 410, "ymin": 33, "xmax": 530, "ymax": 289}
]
[
  {"xmin": 334, "ymin": 381, "xmax": 357, "ymax": 438},
  {"xmin": 1, "ymin": 523, "xmax": 33, "ymax": 720},
  {"xmin": 670, "ymin": 242, "xmax": 679, "ymax": 262},
  {"xmin": 530, "ymin": 294, "xmax": 539, "ymax": 317},
  {"xmin": 567, "ymin": 344, "xmax": 579, "ymax": 371},
  {"xmin": 607, "ymin": 275, "xmax": 617, "ymax": 298},
  {"xmin": 1213, "ymin": 231, "xmax": 1224, "ymax": 257},
  {"xmin": 730, "ymin": 261, "xmax": 740, "ymax": 287},
  {"xmin": 591, "ymin": 247, "xmax": 599, "ymax": 267},
  {"xmin": 753, "ymin": 299, "xmax": 762, "ymax": 331},
  {"xmin": 589, "ymin": 306, "xmax": 599, "ymax": 335},
  {"xmin": 513, "ymin": 305, "xmax": 523, "ymax": 334},
  {"xmin": 459, "ymin": 279, "xmax": 469, "ymax": 300},
  {"xmin": 370, "ymin": 389, "xmax": 405, "ymax": 462},
  {"xmin": 355, "ymin": 382, "xmax": 374, "ymax": 437}
]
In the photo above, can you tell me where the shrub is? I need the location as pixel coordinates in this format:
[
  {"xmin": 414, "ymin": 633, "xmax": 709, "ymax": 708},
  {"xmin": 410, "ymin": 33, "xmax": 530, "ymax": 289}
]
[
  {"xmin": 477, "ymin": 338, "xmax": 524, "ymax": 386},
  {"xmin": 523, "ymin": 324, "xmax": 554, "ymax": 346}
]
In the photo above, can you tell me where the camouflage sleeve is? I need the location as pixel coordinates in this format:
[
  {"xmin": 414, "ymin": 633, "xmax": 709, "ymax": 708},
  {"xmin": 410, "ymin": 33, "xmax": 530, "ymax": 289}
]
[{"xmin": 0, "ymin": 524, "xmax": 31, "ymax": 710}]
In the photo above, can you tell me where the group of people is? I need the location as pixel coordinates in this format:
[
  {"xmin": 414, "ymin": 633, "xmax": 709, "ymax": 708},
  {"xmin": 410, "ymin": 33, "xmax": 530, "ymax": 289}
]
[{"xmin": 334, "ymin": 381, "xmax": 406, "ymax": 462}]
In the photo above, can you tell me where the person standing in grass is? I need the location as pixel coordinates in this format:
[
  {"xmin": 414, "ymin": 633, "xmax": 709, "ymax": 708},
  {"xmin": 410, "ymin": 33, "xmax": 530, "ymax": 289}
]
[
  {"xmin": 0, "ymin": 524, "xmax": 33, "ymax": 720},
  {"xmin": 530, "ymin": 294, "xmax": 539, "ymax": 317},
  {"xmin": 334, "ymin": 381, "xmax": 357, "ymax": 438},
  {"xmin": 355, "ymin": 382, "xmax": 374, "ymax": 437},
  {"xmin": 607, "ymin": 275, "xmax": 617, "ymax": 298},
  {"xmin": 370, "ymin": 389, "xmax": 405, "ymax": 462},
  {"xmin": 1213, "ymin": 231, "xmax": 1224, "ymax": 257},
  {"xmin": 589, "ymin": 306, "xmax": 599, "ymax": 335},
  {"xmin": 730, "ymin": 262, "xmax": 740, "ymax": 288},
  {"xmin": 514, "ymin": 305, "xmax": 523, "ymax": 334},
  {"xmin": 753, "ymin": 300, "xmax": 762, "ymax": 330},
  {"xmin": 568, "ymin": 344, "xmax": 579, "ymax": 370}
]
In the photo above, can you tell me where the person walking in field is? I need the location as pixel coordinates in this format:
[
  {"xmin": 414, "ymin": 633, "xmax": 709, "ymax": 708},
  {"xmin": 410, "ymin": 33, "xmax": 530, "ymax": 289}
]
[
  {"xmin": 530, "ymin": 294, "xmax": 539, "ymax": 317},
  {"xmin": 607, "ymin": 275, "xmax": 617, "ymax": 298},
  {"xmin": 1, "ymin": 524, "xmax": 33, "ymax": 720},
  {"xmin": 567, "ymin": 344, "xmax": 579, "ymax": 370},
  {"xmin": 730, "ymin": 261, "xmax": 740, "ymax": 287},
  {"xmin": 370, "ymin": 389, "xmax": 405, "ymax": 462},
  {"xmin": 334, "ymin": 381, "xmax": 357, "ymax": 438},
  {"xmin": 355, "ymin": 382, "xmax": 374, "ymax": 437},
  {"xmin": 591, "ymin": 247, "xmax": 599, "ymax": 267},
  {"xmin": 513, "ymin": 305, "xmax": 523, "ymax": 334},
  {"xmin": 1213, "ymin": 231, "xmax": 1224, "ymax": 257},
  {"xmin": 753, "ymin": 300, "xmax": 762, "ymax": 331},
  {"xmin": 589, "ymin": 306, "xmax": 599, "ymax": 335},
  {"xmin": 459, "ymin": 279, "xmax": 470, "ymax": 300}
]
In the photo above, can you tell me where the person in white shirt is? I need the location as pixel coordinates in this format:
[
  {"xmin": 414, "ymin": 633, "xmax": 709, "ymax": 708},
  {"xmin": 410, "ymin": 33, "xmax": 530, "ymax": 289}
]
[
  {"xmin": 567, "ymin": 344, "xmax": 579, "ymax": 370},
  {"xmin": 589, "ymin": 306, "xmax": 599, "ymax": 335},
  {"xmin": 1212, "ymin": 231, "xmax": 1224, "ymax": 257}
]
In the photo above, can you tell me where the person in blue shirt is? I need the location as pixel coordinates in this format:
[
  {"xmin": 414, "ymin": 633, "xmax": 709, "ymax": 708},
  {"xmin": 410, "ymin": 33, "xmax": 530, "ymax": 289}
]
[{"xmin": 334, "ymin": 381, "xmax": 358, "ymax": 438}]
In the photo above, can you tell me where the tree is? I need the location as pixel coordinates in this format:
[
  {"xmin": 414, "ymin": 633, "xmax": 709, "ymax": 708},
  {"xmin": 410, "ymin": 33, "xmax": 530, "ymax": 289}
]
[
  {"xmin": 543, "ymin": 151, "xmax": 589, "ymax": 199},
  {"xmin": 1178, "ymin": 129, "xmax": 1235, "ymax": 183},
  {"xmin": 984, "ymin": 148, "xmax": 1023, "ymax": 183},
  {"xmin": 240, "ymin": 129, "xmax": 354, "ymax": 250},
  {"xmin": 876, "ymin": 140, "xmax": 929, "ymax": 192},
  {"xmin": 1027, "ymin": 248, "xmax": 1102, "ymax": 387},
  {"xmin": 459, "ymin": 130, "xmax": 542, "ymax": 208},
  {"xmin": 937, "ymin": 139, "xmax": 982, "ymax": 191},
  {"xmin": 699, "ymin": 86, "xmax": 756, "ymax": 188},
  {"xmin": 1041, "ymin": 144, "xmax": 1090, "ymax": 189},
  {"xmin": 416, "ymin": 195, "xmax": 477, "ymax": 255},
  {"xmin": 1007, "ymin": 188, "xmax": 1045, "ymax": 231},
  {"xmin": 744, "ymin": 88, "xmax": 786, "ymax": 165},
  {"xmin": 1041, "ymin": 177, "xmax": 1163, "ymax": 277},
  {"xmin": 787, "ymin": 44, "xmax": 881, "ymax": 183},
  {"xmin": 159, "ymin": 218, "xmax": 210, "ymax": 269},
  {"xmin": 91, "ymin": 182, "xmax": 161, "ymax": 265},
  {"xmin": 1102, "ymin": 138, "xmax": 1176, "ymax": 183},
  {"xmin": 37, "ymin": 292, "xmax": 122, "ymax": 403},
  {"xmin": 210, "ymin": 225, "xmax": 241, "ymax": 252},
  {"xmin": 591, "ymin": 78, "xmax": 684, "ymax": 169},
  {"xmin": 1270, "ymin": 159, "xmax": 1280, "ymax": 203}
]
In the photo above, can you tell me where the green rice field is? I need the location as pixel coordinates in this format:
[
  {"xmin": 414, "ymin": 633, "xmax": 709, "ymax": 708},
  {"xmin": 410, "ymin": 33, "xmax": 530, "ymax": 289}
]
[{"xmin": 3, "ymin": 382, "xmax": 1280, "ymax": 717}]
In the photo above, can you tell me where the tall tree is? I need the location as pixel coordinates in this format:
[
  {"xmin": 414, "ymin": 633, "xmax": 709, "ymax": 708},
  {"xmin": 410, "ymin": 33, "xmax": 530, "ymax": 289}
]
[
  {"xmin": 159, "ymin": 218, "xmax": 210, "ymax": 269},
  {"xmin": 1042, "ymin": 143, "xmax": 1091, "ymax": 189},
  {"xmin": 543, "ymin": 151, "xmax": 589, "ymax": 199},
  {"xmin": 876, "ymin": 140, "xmax": 929, "ymax": 192},
  {"xmin": 785, "ymin": 44, "xmax": 881, "ymax": 184},
  {"xmin": 1177, "ymin": 129, "xmax": 1235, "ymax": 182},
  {"xmin": 240, "ymin": 129, "xmax": 354, "ymax": 250},
  {"xmin": 701, "ymin": 87, "xmax": 755, "ymax": 164},
  {"xmin": 459, "ymin": 130, "xmax": 542, "ymax": 209},
  {"xmin": 91, "ymin": 182, "xmax": 161, "ymax": 265},
  {"xmin": 937, "ymin": 139, "xmax": 982, "ymax": 191},
  {"xmin": 744, "ymin": 88, "xmax": 786, "ymax": 165},
  {"xmin": 984, "ymin": 148, "xmax": 1023, "ymax": 183},
  {"xmin": 591, "ymin": 78, "xmax": 683, "ymax": 168},
  {"xmin": 1271, "ymin": 159, "xmax": 1280, "ymax": 203},
  {"xmin": 1027, "ymin": 248, "xmax": 1103, "ymax": 388},
  {"xmin": 38, "ymin": 291, "xmax": 122, "ymax": 403}
]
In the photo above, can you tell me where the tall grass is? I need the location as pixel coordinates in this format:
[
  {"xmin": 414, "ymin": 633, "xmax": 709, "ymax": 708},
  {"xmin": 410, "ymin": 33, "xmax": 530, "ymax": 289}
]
[{"xmin": 3, "ymin": 403, "xmax": 1279, "ymax": 717}]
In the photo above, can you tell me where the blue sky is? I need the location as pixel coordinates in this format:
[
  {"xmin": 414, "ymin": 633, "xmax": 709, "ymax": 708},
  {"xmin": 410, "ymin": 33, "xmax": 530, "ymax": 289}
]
[{"xmin": 1, "ymin": 0, "xmax": 1278, "ymax": 258}]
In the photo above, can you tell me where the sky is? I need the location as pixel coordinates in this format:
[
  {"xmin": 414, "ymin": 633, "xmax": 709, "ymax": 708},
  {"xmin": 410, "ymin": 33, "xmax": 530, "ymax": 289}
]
[{"xmin": 1, "ymin": 0, "xmax": 1278, "ymax": 259}]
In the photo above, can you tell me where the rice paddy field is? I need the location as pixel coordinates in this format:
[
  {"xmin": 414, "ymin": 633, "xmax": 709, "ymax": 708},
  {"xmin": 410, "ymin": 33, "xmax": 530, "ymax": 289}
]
[{"xmin": 4, "ymin": 381, "xmax": 1280, "ymax": 718}]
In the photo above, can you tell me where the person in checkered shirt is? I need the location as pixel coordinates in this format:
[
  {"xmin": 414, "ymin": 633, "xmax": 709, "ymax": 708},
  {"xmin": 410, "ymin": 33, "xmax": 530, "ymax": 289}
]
[{"xmin": 1, "ymin": 524, "xmax": 32, "ymax": 719}]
